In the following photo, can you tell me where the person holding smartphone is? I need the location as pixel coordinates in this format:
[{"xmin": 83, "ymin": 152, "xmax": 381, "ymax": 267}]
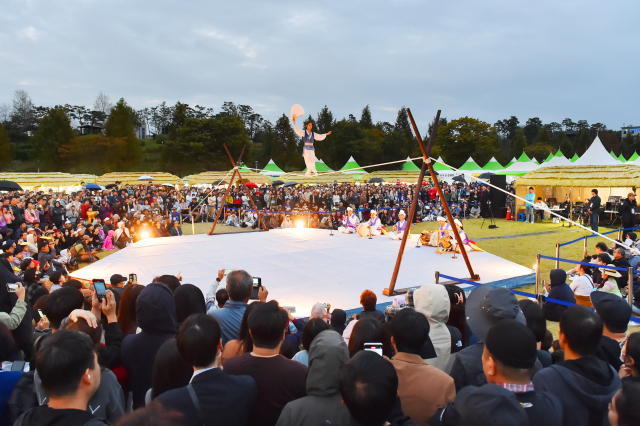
[{"xmin": 0, "ymin": 282, "xmax": 27, "ymax": 330}]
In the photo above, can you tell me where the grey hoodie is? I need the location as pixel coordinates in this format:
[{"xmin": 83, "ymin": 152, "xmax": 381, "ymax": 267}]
[{"xmin": 276, "ymin": 330, "xmax": 351, "ymax": 426}]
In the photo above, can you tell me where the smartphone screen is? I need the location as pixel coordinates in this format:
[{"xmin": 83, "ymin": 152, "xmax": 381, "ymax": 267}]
[
  {"xmin": 250, "ymin": 277, "xmax": 262, "ymax": 300},
  {"xmin": 364, "ymin": 342, "xmax": 383, "ymax": 356},
  {"xmin": 129, "ymin": 273, "xmax": 137, "ymax": 282},
  {"xmin": 93, "ymin": 279, "xmax": 107, "ymax": 300}
]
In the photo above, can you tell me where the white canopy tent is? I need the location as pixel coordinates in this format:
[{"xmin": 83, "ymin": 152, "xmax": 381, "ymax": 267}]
[
  {"xmin": 542, "ymin": 155, "xmax": 572, "ymax": 167},
  {"xmin": 573, "ymin": 136, "xmax": 621, "ymax": 167}
]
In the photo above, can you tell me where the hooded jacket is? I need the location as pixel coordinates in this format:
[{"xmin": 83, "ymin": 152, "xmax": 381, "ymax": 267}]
[
  {"xmin": 121, "ymin": 283, "xmax": 177, "ymax": 409},
  {"xmin": 533, "ymin": 355, "xmax": 620, "ymax": 426},
  {"xmin": 543, "ymin": 269, "xmax": 575, "ymax": 321},
  {"xmin": 414, "ymin": 284, "xmax": 458, "ymax": 373},
  {"xmin": 276, "ymin": 330, "xmax": 351, "ymax": 426}
]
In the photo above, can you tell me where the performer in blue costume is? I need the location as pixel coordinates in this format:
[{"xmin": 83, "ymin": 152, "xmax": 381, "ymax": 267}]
[
  {"xmin": 292, "ymin": 115, "xmax": 332, "ymax": 176},
  {"xmin": 388, "ymin": 210, "xmax": 408, "ymax": 240},
  {"xmin": 338, "ymin": 207, "xmax": 359, "ymax": 233},
  {"xmin": 365, "ymin": 210, "xmax": 383, "ymax": 236}
]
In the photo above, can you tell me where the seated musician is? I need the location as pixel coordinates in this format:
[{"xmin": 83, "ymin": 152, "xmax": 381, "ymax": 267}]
[
  {"xmin": 338, "ymin": 206, "xmax": 359, "ymax": 233},
  {"xmin": 452, "ymin": 219, "xmax": 472, "ymax": 253},
  {"xmin": 429, "ymin": 216, "xmax": 451, "ymax": 247},
  {"xmin": 534, "ymin": 197, "xmax": 547, "ymax": 221},
  {"xmin": 363, "ymin": 210, "xmax": 382, "ymax": 236},
  {"xmin": 388, "ymin": 210, "xmax": 408, "ymax": 240}
]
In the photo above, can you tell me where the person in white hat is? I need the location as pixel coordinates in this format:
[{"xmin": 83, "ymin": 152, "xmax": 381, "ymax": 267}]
[
  {"xmin": 388, "ymin": 210, "xmax": 408, "ymax": 240},
  {"xmin": 452, "ymin": 218, "xmax": 472, "ymax": 253},
  {"xmin": 364, "ymin": 210, "xmax": 383, "ymax": 236},
  {"xmin": 338, "ymin": 207, "xmax": 359, "ymax": 233},
  {"xmin": 429, "ymin": 216, "xmax": 452, "ymax": 247},
  {"xmin": 292, "ymin": 115, "xmax": 332, "ymax": 177}
]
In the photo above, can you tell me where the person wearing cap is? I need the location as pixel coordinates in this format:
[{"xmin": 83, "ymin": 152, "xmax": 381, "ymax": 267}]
[
  {"xmin": 590, "ymin": 292, "xmax": 632, "ymax": 371},
  {"xmin": 1, "ymin": 239, "xmax": 16, "ymax": 254},
  {"xmin": 433, "ymin": 319, "xmax": 563, "ymax": 426},
  {"xmin": 596, "ymin": 265, "xmax": 623, "ymax": 297},
  {"xmin": 533, "ymin": 305, "xmax": 620, "ymax": 426},
  {"xmin": 542, "ymin": 269, "xmax": 576, "ymax": 322},
  {"xmin": 388, "ymin": 210, "xmax": 408, "ymax": 240},
  {"xmin": 109, "ymin": 274, "xmax": 129, "ymax": 298},
  {"xmin": 338, "ymin": 207, "xmax": 359, "ymax": 234},
  {"xmin": 619, "ymin": 192, "xmax": 636, "ymax": 239},
  {"xmin": 449, "ymin": 285, "xmax": 527, "ymax": 391}
]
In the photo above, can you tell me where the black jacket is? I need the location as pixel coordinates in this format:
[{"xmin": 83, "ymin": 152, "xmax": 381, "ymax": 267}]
[
  {"xmin": 612, "ymin": 257, "xmax": 631, "ymax": 288},
  {"xmin": 155, "ymin": 367, "xmax": 257, "ymax": 426},
  {"xmin": 533, "ymin": 356, "xmax": 620, "ymax": 426},
  {"xmin": 13, "ymin": 407, "xmax": 107, "ymax": 426},
  {"xmin": 618, "ymin": 198, "xmax": 636, "ymax": 224},
  {"xmin": 121, "ymin": 283, "xmax": 177, "ymax": 409},
  {"xmin": 589, "ymin": 196, "xmax": 601, "ymax": 214},
  {"xmin": 432, "ymin": 384, "xmax": 563, "ymax": 426}
]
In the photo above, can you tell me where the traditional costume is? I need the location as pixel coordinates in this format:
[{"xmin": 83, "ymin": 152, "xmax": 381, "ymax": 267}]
[
  {"xmin": 338, "ymin": 207, "xmax": 359, "ymax": 233},
  {"xmin": 429, "ymin": 217, "xmax": 451, "ymax": 247},
  {"xmin": 453, "ymin": 219, "xmax": 471, "ymax": 252},
  {"xmin": 388, "ymin": 211, "xmax": 408, "ymax": 240},
  {"xmin": 366, "ymin": 211, "xmax": 382, "ymax": 236},
  {"xmin": 293, "ymin": 121, "xmax": 329, "ymax": 176}
]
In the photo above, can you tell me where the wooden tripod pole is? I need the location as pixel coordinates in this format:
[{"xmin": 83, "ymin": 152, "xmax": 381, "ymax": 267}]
[
  {"xmin": 222, "ymin": 144, "xmax": 269, "ymax": 231},
  {"xmin": 408, "ymin": 109, "xmax": 478, "ymax": 280},
  {"xmin": 207, "ymin": 145, "xmax": 246, "ymax": 235},
  {"xmin": 384, "ymin": 109, "xmax": 478, "ymax": 296}
]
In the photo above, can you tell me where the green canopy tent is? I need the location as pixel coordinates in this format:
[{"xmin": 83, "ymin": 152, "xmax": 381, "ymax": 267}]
[
  {"xmin": 482, "ymin": 157, "xmax": 504, "ymax": 171},
  {"xmin": 433, "ymin": 156, "xmax": 454, "ymax": 172},
  {"xmin": 517, "ymin": 152, "xmax": 532, "ymax": 162},
  {"xmin": 458, "ymin": 157, "xmax": 483, "ymax": 173},
  {"xmin": 618, "ymin": 153, "xmax": 627, "ymax": 162},
  {"xmin": 628, "ymin": 152, "xmax": 640, "ymax": 162},
  {"xmin": 505, "ymin": 157, "xmax": 517, "ymax": 168},
  {"xmin": 610, "ymin": 151, "xmax": 618, "ymax": 160},
  {"xmin": 543, "ymin": 152, "xmax": 554, "ymax": 163},
  {"xmin": 229, "ymin": 162, "xmax": 252, "ymax": 173},
  {"xmin": 340, "ymin": 156, "xmax": 367, "ymax": 174},
  {"xmin": 571, "ymin": 153, "xmax": 579, "ymax": 162},
  {"xmin": 303, "ymin": 156, "xmax": 333, "ymax": 173},
  {"xmin": 401, "ymin": 156, "xmax": 420, "ymax": 171},
  {"xmin": 554, "ymin": 149, "xmax": 565, "ymax": 158},
  {"xmin": 260, "ymin": 159, "xmax": 285, "ymax": 177}
]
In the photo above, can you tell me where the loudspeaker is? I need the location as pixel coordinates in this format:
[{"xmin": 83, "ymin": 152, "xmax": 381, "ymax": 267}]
[{"xmin": 489, "ymin": 175, "xmax": 507, "ymax": 218}]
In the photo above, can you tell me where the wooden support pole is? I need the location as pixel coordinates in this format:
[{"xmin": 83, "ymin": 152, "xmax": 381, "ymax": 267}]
[
  {"xmin": 384, "ymin": 109, "xmax": 479, "ymax": 297},
  {"xmin": 207, "ymin": 145, "xmax": 246, "ymax": 235},
  {"xmin": 222, "ymin": 144, "xmax": 269, "ymax": 231}
]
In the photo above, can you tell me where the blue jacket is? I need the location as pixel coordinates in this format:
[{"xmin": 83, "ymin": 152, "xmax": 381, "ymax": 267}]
[
  {"xmin": 525, "ymin": 192, "xmax": 535, "ymax": 207},
  {"xmin": 208, "ymin": 300, "xmax": 247, "ymax": 345}
]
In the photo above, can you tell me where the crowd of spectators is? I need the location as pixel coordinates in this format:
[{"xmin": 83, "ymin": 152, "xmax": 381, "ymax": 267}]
[{"xmin": 1, "ymin": 256, "xmax": 639, "ymax": 426}]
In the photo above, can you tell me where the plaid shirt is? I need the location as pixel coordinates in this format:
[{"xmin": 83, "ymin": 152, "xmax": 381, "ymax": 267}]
[{"xmin": 497, "ymin": 382, "xmax": 534, "ymax": 393}]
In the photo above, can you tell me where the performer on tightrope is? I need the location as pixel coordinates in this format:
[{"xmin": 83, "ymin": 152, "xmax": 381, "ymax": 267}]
[
  {"xmin": 292, "ymin": 115, "xmax": 332, "ymax": 177},
  {"xmin": 338, "ymin": 207, "xmax": 359, "ymax": 233},
  {"xmin": 388, "ymin": 210, "xmax": 408, "ymax": 240}
]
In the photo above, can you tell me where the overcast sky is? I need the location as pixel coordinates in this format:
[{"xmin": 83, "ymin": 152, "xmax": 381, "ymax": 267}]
[{"xmin": 1, "ymin": 0, "xmax": 638, "ymax": 130}]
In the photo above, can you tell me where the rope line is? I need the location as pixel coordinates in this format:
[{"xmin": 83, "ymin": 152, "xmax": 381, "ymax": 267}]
[
  {"xmin": 429, "ymin": 157, "xmax": 636, "ymax": 252},
  {"xmin": 437, "ymin": 273, "xmax": 640, "ymax": 322},
  {"xmin": 559, "ymin": 226, "xmax": 640, "ymax": 247}
]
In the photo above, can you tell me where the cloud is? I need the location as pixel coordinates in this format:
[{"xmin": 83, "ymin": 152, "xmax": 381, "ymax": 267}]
[
  {"xmin": 20, "ymin": 26, "xmax": 39, "ymax": 41},
  {"xmin": 196, "ymin": 28, "xmax": 258, "ymax": 59}
]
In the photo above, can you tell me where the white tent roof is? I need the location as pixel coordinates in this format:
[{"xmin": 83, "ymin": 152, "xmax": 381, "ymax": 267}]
[
  {"xmin": 542, "ymin": 155, "xmax": 572, "ymax": 167},
  {"xmin": 501, "ymin": 161, "xmax": 541, "ymax": 173},
  {"xmin": 573, "ymin": 136, "xmax": 621, "ymax": 166}
]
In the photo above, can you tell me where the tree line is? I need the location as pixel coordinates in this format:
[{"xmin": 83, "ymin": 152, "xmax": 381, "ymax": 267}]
[{"xmin": 1, "ymin": 89, "xmax": 637, "ymax": 175}]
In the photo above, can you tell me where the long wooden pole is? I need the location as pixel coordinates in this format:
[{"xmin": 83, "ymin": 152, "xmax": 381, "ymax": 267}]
[
  {"xmin": 408, "ymin": 108, "xmax": 478, "ymax": 281},
  {"xmin": 384, "ymin": 110, "xmax": 477, "ymax": 296},
  {"xmin": 222, "ymin": 144, "xmax": 269, "ymax": 231},
  {"xmin": 207, "ymin": 145, "xmax": 246, "ymax": 235}
]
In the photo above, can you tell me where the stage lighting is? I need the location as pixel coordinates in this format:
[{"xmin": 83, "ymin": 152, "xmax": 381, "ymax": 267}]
[
  {"xmin": 295, "ymin": 220, "xmax": 305, "ymax": 228},
  {"xmin": 140, "ymin": 230, "xmax": 150, "ymax": 239}
]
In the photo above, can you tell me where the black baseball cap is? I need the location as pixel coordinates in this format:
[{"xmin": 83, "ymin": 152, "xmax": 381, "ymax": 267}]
[
  {"xmin": 1, "ymin": 240, "xmax": 15, "ymax": 251},
  {"xmin": 466, "ymin": 285, "xmax": 526, "ymax": 342},
  {"xmin": 110, "ymin": 274, "xmax": 128, "ymax": 285},
  {"xmin": 455, "ymin": 384, "xmax": 528, "ymax": 426},
  {"xmin": 591, "ymin": 292, "xmax": 632, "ymax": 333},
  {"xmin": 485, "ymin": 319, "xmax": 537, "ymax": 369}
]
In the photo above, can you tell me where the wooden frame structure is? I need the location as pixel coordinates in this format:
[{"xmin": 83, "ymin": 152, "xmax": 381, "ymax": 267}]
[
  {"xmin": 208, "ymin": 144, "xmax": 268, "ymax": 235},
  {"xmin": 383, "ymin": 109, "xmax": 479, "ymax": 296}
]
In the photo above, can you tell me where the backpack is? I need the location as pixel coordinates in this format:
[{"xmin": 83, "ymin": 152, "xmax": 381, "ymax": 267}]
[{"xmin": 4, "ymin": 370, "xmax": 38, "ymax": 425}]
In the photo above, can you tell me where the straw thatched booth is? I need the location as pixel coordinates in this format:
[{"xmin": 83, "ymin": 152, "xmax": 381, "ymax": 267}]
[
  {"xmin": 514, "ymin": 165, "xmax": 640, "ymax": 215},
  {"xmin": 185, "ymin": 171, "xmax": 272, "ymax": 186},
  {"xmin": 0, "ymin": 173, "xmax": 98, "ymax": 190},
  {"xmin": 277, "ymin": 172, "xmax": 356, "ymax": 184},
  {"xmin": 95, "ymin": 172, "xmax": 183, "ymax": 186}
]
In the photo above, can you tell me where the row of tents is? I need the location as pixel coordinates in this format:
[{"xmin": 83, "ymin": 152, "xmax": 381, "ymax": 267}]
[{"xmin": 259, "ymin": 135, "xmax": 633, "ymax": 181}]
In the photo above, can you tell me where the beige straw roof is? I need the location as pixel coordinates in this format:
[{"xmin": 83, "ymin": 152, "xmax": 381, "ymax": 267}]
[
  {"xmin": 95, "ymin": 172, "xmax": 183, "ymax": 186},
  {"xmin": 516, "ymin": 165, "xmax": 640, "ymax": 187},
  {"xmin": 185, "ymin": 170, "xmax": 272, "ymax": 185},
  {"xmin": 278, "ymin": 172, "xmax": 356, "ymax": 184},
  {"xmin": 0, "ymin": 173, "xmax": 97, "ymax": 188}
]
